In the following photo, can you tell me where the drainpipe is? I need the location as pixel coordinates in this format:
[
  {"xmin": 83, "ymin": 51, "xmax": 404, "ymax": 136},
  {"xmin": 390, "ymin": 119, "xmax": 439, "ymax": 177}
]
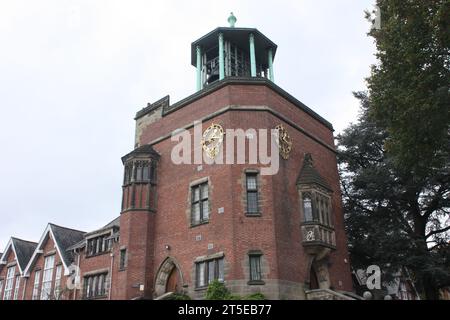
[{"xmin": 74, "ymin": 249, "xmax": 80, "ymax": 300}]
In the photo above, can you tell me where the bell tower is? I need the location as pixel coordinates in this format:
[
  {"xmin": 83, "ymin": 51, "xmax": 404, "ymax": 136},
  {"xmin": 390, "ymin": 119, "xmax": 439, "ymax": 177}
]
[{"xmin": 192, "ymin": 13, "xmax": 277, "ymax": 91}]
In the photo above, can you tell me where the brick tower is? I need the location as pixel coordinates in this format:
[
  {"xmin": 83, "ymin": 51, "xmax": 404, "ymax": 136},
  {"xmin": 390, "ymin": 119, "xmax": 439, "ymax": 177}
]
[
  {"xmin": 118, "ymin": 145, "xmax": 159, "ymax": 299},
  {"xmin": 120, "ymin": 13, "xmax": 353, "ymax": 300}
]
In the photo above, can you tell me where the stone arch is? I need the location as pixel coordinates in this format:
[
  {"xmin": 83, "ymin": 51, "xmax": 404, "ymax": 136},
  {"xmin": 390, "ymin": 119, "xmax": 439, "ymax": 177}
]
[
  {"xmin": 306, "ymin": 255, "xmax": 331, "ymax": 290},
  {"xmin": 154, "ymin": 257, "xmax": 184, "ymax": 298}
]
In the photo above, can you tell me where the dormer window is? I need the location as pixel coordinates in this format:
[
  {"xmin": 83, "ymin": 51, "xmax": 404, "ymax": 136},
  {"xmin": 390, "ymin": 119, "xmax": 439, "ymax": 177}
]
[{"xmin": 87, "ymin": 235, "xmax": 112, "ymax": 257}]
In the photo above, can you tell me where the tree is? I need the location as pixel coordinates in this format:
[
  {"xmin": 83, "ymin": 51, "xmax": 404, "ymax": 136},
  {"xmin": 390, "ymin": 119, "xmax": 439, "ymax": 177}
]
[
  {"xmin": 338, "ymin": 0, "xmax": 450, "ymax": 300},
  {"xmin": 338, "ymin": 91, "xmax": 449, "ymax": 300},
  {"xmin": 205, "ymin": 280, "xmax": 266, "ymax": 300},
  {"xmin": 367, "ymin": 0, "xmax": 450, "ymax": 178}
]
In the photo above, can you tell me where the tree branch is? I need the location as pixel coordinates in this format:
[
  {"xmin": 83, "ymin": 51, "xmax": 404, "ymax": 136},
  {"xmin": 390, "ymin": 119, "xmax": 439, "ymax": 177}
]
[
  {"xmin": 422, "ymin": 186, "xmax": 447, "ymax": 220},
  {"xmin": 427, "ymin": 242, "xmax": 449, "ymax": 251},
  {"xmin": 426, "ymin": 225, "xmax": 450, "ymax": 239}
]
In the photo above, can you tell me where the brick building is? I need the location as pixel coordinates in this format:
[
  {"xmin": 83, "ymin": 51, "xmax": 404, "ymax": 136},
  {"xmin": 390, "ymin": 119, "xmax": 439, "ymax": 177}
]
[{"xmin": 0, "ymin": 16, "xmax": 354, "ymax": 300}]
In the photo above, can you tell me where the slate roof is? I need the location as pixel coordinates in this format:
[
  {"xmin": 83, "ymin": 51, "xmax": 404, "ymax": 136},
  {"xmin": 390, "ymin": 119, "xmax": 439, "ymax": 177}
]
[
  {"xmin": 100, "ymin": 216, "xmax": 120, "ymax": 230},
  {"xmin": 11, "ymin": 238, "xmax": 38, "ymax": 272},
  {"xmin": 67, "ymin": 217, "xmax": 120, "ymax": 251},
  {"xmin": 296, "ymin": 153, "xmax": 332, "ymax": 191},
  {"xmin": 85, "ymin": 216, "xmax": 120, "ymax": 237},
  {"xmin": 49, "ymin": 224, "xmax": 85, "ymax": 266},
  {"xmin": 121, "ymin": 144, "xmax": 160, "ymax": 163}
]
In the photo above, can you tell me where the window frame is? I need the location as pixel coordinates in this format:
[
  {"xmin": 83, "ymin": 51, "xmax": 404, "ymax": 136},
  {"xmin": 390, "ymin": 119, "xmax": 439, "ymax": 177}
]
[
  {"xmin": 302, "ymin": 192, "xmax": 314, "ymax": 222},
  {"xmin": 0, "ymin": 279, "xmax": 4, "ymax": 299},
  {"xmin": 86, "ymin": 233, "xmax": 112, "ymax": 257},
  {"xmin": 300, "ymin": 190, "xmax": 333, "ymax": 227},
  {"xmin": 119, "ymin": 248, "xmax": 127, "ymax": 270},
  {"xmin": 191, "ymin": 182, "xmax": 210, "ymax": 227},
  {"xmin": 245, "ymin": 172, "xmax": 260, "ymax": 216},
  {"xmin": 54, "ymin": 264, "xmax": 63, "ymax": 299},
  {"xmin": 40, "ymin": 254, "xmax": 55, "ymax": 300},
  {"xmin": 83, "ymin": 273, "xmax": 108, "ymax": 299},
  {"xmin": 3, "ymin": 266, "xmax": 15, "ymax": 300},
  {"xmin": 195, "ymin": 257, "xmax": 224, "ymax": 289},
  {"xmin": 13, "ymin": 275, "xmax": 20, "ymax": 300},
  {"xmin": 248, "ymin": 251, "xmax": 265, "ymax": 285},
  {"xmin": 32, "ymin": 270, "xmax": 41, "ymax": 300}
]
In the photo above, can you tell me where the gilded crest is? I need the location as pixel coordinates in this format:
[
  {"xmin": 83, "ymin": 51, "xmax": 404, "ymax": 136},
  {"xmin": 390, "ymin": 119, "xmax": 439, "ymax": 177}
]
[
  {"xmin": 201, "ymin": 123, "xmax": 224, "ymax": 159},
  {"xmin": 274, "ymin": 124, "xmax": 292, "ymax": 160}
]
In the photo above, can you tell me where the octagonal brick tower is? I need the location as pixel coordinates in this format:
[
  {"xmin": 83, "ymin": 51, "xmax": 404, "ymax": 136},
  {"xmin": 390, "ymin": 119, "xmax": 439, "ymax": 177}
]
[{"xmin": 121, "ymin": 14, "xmax": 354, "ymax": 300}]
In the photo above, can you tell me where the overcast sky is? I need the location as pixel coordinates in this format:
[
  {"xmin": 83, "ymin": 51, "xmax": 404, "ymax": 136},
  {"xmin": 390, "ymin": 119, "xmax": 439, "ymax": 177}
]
[{"xmin": 0, "ymin": 0, "xmax": 377, "ymax": 251}]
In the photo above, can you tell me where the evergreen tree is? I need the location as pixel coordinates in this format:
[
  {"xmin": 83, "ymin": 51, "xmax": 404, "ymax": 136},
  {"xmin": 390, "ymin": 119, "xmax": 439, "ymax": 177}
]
[{"xmin": 338, "ymin": 0, "xmax": 450, "ymax": 299}]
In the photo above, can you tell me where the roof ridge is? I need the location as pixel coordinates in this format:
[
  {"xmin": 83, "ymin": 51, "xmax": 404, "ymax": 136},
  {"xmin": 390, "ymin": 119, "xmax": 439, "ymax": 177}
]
[
  {"xmin": 11, "ymin": 237, "xmax": 38, "ymax": 245},
  {"xmin": 103, "ymin": 216, "xmax": 120, "ymax": 226},
  {"xmin": 48, "ymin": 223, "xmax": 86, "ymax": 234}
]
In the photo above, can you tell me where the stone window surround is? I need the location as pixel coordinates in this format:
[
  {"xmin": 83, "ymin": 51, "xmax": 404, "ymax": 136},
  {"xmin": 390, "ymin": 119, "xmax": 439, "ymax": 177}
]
[
  {"xmin": 188, "ymin": 177, "xmax": 212, "ymax": 228},
  {"xmin": 194, "ymin": 252, "xmax": 225, "ymax": 290},
  {"xmin": 43, "ymin": 249, "xmax": 57, "ymax": 257},
  {"xmin": 243, "ymin": 169, "xmax": 262, "ymax": 217},
  {"xmin": 247, "ymin": 250, "xmax": 265, "ymax": 285},
  {"xmin": 119, "ymin": 247, "xmax": 127, "ymax": 271},
  {"xmin": 82, "ymin": 270, "xmax": 109, "ymax": 300}
]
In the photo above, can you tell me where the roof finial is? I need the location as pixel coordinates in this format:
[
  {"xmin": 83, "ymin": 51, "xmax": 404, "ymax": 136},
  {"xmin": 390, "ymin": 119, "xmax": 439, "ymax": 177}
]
[
  {"xmin": 304, "ymin": 153, "xmax": 314, "ymax": 166},
  {"xmin": 228, "ymin": 12, "xmax": 237, "ymax": 28}
]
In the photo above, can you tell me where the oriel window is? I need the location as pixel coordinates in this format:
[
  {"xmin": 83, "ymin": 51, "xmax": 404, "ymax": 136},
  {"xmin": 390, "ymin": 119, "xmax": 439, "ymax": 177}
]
[{"xmin": 303, "ymin": 193, "xmax": 313, "ymax": 222}]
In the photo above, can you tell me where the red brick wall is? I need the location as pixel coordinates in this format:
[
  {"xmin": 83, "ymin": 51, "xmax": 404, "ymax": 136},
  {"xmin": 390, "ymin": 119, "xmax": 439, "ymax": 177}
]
[
  {"xmin": 128, "ymin": 81, "xmax": 353, "ymax": 297},
  {"xmin": 1, "ymin": 82, "xmax": 353, "ymax": 300},
  {"xmin": 0, "ymin": 249, "xmax": 20, "ymax": 300},
  {"xmin": 118, "ymin": 210, "xmax": 154, "ymax": 299},
  {"xmin": 74, "ymin": 235, "xmax": 122, "ymax": 300},
  {"xmin": 23, "ymin": 235, "xmax": 73, "ymax": 300},
  {"xmin": 138, "ymin": 84, "xmax": 334, "ymax": 147}
]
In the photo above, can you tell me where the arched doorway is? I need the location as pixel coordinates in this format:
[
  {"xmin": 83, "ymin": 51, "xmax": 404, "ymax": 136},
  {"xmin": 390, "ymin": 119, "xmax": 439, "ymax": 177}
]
[
  {"xmin": 310, "ymin": 267, "xmax": 319, "ymax": 290},
  {"xmin": 166, "ymin": 266, "xmax": 181, "ymax": 293},
  {"xmin": 154, "ymin": 257, "xmax": 183, "ymax": 297}
]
